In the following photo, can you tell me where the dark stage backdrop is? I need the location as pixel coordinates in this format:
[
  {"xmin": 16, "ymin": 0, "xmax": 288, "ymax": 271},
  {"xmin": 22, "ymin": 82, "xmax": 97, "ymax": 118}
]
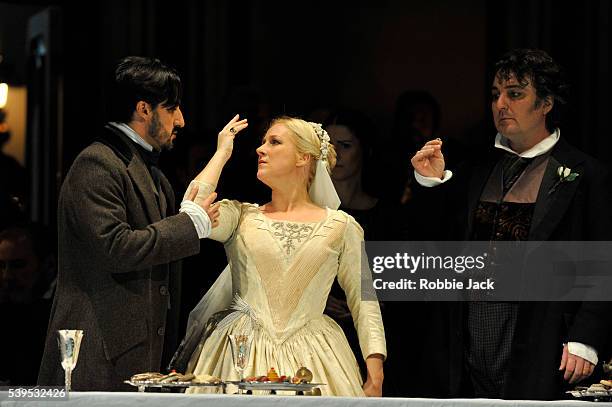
[
  {"xmin": 0, "ymin": 0, "xmax": 610, "ymax": 391},
  {"xmin": 52, "ymin": 0, "xmax": 489, "ymax": 167},
  {"xmin": 0, "ymin": 0, "xmax": 610, "ymax": 206},
  {"xmin": 44, "ymin": 0, "xmax": 609, "ymax": 179}
]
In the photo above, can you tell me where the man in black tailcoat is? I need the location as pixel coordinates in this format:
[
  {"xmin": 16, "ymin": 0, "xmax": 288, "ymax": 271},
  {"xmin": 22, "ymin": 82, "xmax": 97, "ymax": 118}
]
[{"xmin": 411, "ymin": 49, "xmax": 612, "ymax": 399}]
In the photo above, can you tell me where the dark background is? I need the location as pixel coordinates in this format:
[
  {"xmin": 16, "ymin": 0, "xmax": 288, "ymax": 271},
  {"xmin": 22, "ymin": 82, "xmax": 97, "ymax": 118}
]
[
  {"xmin": 1, "ymin": 0, "xmax": 609, "ymax": 175},
  {"xmin": 0, "ymin": 0, "xmax": 610, "ymax": 391}
]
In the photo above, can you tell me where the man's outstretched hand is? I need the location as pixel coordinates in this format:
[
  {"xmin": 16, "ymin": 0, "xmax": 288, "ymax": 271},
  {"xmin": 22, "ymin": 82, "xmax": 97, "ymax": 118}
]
[{"xmin": 187, "ymin": 185, "xmax": 220, "ymax": 227}]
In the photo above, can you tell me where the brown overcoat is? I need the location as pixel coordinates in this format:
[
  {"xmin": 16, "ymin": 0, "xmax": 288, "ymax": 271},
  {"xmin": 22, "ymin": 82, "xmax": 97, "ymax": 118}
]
[{"xmin": 38, "ymin": 125, "xmax": 200, "ymax": 390}]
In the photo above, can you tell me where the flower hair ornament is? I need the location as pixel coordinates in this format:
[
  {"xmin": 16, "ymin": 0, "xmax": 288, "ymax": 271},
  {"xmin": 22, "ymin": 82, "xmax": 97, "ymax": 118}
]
[
  {"xmin": 309, "ymin": 122, "xmax": 330, "ymax": 162},
  {"xmin": 307, "ymin": 122, "xmax": 341, "ymax": 209}
]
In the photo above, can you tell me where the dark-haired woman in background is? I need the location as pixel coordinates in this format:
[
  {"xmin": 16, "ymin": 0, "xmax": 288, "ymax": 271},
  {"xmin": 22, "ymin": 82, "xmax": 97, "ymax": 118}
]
[
  {"xmin": 325, "ymin": 109, "xmax": 403, "ymax": 240},
  {"xmin": 323, "ymin": 109, "xmax": 407, "ymax": 394}
]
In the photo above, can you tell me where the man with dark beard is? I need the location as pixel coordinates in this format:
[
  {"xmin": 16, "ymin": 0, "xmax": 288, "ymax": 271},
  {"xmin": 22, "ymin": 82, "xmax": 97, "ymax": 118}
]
[{"xmin": 38, "ymin": 57, "xmax": 220, "ymax": 391}]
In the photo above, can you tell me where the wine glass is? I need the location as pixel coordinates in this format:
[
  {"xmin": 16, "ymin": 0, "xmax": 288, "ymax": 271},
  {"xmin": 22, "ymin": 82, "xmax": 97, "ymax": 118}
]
[
  {"xmin": 57, "ymin": 330, "xmax": 83, "ymax": 392},
  {"xmin": 228, "ymin": 333, "xmax": 251, "ymax": 393}
]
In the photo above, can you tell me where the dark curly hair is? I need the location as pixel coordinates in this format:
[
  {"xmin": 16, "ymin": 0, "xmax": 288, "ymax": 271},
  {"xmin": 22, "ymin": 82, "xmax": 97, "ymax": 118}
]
[{"xmin": 493, "ymin": 49, "xmax": 569, "ymax": 133}]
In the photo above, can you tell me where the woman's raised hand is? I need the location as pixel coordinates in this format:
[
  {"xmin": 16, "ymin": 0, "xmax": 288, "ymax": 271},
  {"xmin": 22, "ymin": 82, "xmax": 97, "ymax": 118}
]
[
  {"xmin": 217, "ymin": 114, "xmax": 248, "ymax": 160},
  {"xmin": 190, "ymin": 115, "xmax": 248, "ymax": 190}
]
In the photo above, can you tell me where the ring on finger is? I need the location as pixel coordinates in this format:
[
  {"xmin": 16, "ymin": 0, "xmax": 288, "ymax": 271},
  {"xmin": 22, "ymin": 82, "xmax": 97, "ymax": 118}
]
[{"xmin": 229, "ymin": 127, "xmax": 236, "ymax": 134}]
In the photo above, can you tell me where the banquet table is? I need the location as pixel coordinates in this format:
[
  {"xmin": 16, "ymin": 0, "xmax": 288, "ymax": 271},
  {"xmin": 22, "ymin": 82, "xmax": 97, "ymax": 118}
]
[{"xmin": 0, "ymin": 391, "xmax": 603, "ymax": 407}]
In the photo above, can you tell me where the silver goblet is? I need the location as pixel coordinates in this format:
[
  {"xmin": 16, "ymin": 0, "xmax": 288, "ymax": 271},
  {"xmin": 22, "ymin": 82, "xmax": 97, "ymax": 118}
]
[
  {"xmin": 57, "ymin": 330, "xmax": 83, "ymax": 392},
  {"xmin": 229, "ymin": 333, "xmax": 251, "ymax": 394}
]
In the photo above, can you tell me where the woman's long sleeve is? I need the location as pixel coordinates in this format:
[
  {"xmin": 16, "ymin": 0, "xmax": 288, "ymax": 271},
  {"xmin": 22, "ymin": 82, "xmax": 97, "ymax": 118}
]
[
  {"xmin": 337, "ymin": 216, "xmax": 387, "ymax": 361},
  {"xmin": 183, "ymin": 180, "xmax": 241, "ymax": 243}
]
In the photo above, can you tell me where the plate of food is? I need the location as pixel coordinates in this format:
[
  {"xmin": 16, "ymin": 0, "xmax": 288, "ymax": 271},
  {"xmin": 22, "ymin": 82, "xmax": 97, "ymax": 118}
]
[
  {"xmin": 125, "ymin": 372, "xmax": 225, "ymax": 392},
  {"xmin": 227, "ymin": 367, "xmax": 325, "ymax": 394},
  {"xmin": 567, "ymin": 381, "xmax": 612, "ymax": 401}
]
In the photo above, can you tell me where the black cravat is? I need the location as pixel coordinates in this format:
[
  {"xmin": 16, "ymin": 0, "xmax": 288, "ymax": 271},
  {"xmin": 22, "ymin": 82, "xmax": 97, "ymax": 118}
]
[
  {"xmin": 500, "ymin": 153, "xmax": 532, "ymax": 196},
  {"xmin": 134, "ymin": 144, "xmax": 162, "ymax": 194}
]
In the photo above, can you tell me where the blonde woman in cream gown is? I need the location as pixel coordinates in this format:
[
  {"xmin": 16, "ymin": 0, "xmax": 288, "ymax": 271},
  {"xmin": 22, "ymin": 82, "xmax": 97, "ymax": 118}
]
[{"xmin": 179, "ymin": 115, "xmax": 386, "ymax": 397}]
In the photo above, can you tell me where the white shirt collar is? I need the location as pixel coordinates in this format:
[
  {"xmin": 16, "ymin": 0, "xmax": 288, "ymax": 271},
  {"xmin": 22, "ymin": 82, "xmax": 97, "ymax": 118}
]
[
  {"xmin": 494, "ymin": 128, "xmax": 560, "ymax": 158},
  {"xmin": 108, "ymin": 122, "xmax": 153, "ymax": 152}
]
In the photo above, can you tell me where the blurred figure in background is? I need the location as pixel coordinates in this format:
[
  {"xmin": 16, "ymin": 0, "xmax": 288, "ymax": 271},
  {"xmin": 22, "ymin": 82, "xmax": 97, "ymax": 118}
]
[
  {"xmin": 323, "ymin": 109, "xmax": 404, "ymax": 389},
  {"xmin": 323, "ymin": 108, "xmax": 453, "ymax": 397},
  {"xmin": 325, "ymin": 108, "xmax": 401, "ymax": 239},
  {"xmin": 0, "ymin": 223, "xmax": 56, "ymax": 385}
]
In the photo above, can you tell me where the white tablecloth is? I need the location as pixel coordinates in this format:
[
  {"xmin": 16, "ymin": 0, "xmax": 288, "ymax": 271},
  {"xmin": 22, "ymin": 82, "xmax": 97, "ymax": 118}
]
[{"xmin": 0, "ymin": 391, "xmax": 599, "ymax": 407}]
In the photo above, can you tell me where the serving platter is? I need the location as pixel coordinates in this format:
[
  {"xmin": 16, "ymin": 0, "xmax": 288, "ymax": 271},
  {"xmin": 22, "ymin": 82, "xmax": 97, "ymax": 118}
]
[
  {"xmin": 233, "ymin": 381, "xmax": 323, "ymax": 391},
  {"xmin": 567, "ymin": 387, "xmax": 612, "ymax": 402},
  {"xmin": 124, "ymin": 380, "xmax": 225, "ymax": 392}
]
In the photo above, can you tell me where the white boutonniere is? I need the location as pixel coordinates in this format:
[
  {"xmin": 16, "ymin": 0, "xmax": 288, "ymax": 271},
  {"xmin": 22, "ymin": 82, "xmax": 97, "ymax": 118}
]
[
  {"xmin": 557, "ymin": 166, "xmax": 579, "ymax": 182},
  {"xmin": 548, "ymin": 166, "xmax": 579, "ymax": 195}
]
